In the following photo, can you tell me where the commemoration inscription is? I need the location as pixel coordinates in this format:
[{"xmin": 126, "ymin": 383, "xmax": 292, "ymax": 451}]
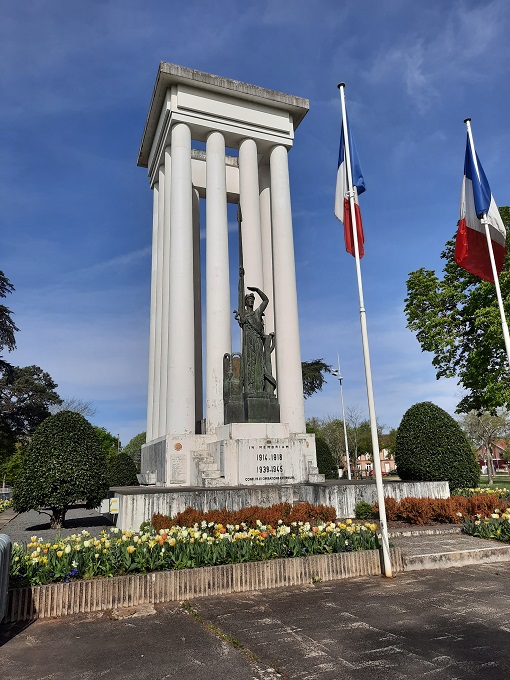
[
  {"xmin": 168, "ymin": 453, "xmax": 187, "ymax": 484},
  {"xmin": 242, "ymin": 441, "xmax": 295, "ymax": 484}
]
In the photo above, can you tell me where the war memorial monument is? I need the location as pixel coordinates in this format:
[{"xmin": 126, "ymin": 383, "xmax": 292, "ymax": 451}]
[{"xmin": 111, "ymin": 63, "xmax": 448, "ymax": 530}]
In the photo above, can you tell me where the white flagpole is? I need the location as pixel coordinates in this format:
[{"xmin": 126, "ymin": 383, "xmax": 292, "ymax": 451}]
[
  {"xmin": 464, "ymin": 118, "xmax": 510, "ymax": 368},
  {"xmin": 332, "ymin": 352, "xmax": 352, "ymax": 480},
  {"xmin": 338, "ymin": 83, "xmax": 392, "ymax": 578}
]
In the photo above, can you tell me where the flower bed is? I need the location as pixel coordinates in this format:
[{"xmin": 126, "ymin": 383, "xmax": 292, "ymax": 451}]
[
  {"xmin": 463, "ymin": 507, "xmax": 510, "ymax": 543},
  {"xmin": 0, "ymin": 499, "xmax": 12, "ymax": 513},
  {"xmin": 453, "ymin": 487, "xmax": 510, "ymax": 499},
  {"xmin": 10, "ymin": 519, "xmax": 380, "ymax": 588}
]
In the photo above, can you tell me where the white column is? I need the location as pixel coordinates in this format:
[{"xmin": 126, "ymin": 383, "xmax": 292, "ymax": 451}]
[
  {"xmin": 146, "ymin": 180, "xmax": 159, "ymax": 442},
  {"xmin": 238, "ymin": 138, "xmax": 263, "ymax": 290},
  {"xmin": 259, "ymin": 161, "xmax": 276, "ymax": 377},
  {"xmin": 152, "ymin": 165, "xmax": 166, "ymax": 438},
  {"xmin": 167, "ymin": 123, "xmax": 195, "ymax": 434},
  {"xmin": 270, "ymin": 144, "xmax": 306, "ymax": 433},
  {"xmin": 193, "ymin": 188, "xmax": 203, "ymax": 432},
  {"xmin": 158, "ymin": 146, "xmax": 171, "ymax": 436},
  {"xmin": 206, "ymin": 131, "xmax": 231, "ymax": 432}
]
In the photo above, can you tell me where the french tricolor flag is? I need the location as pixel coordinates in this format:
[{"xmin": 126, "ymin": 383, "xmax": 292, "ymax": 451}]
[
  {"xmin": 455, "ymin": 134, "xmax": 506, "ymax": 282},
  {"xmin": 334, "ymin": 114, "xmax": 366, "ymax": 258}
]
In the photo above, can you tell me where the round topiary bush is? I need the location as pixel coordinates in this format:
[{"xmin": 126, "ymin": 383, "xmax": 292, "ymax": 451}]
[
  {"xmin": 108, "ymin": 452, "xmax": 140, "ymax": 487},
  {"xmin": 12, "ymin": 410, "xmax": 109, "ymax": 528},
  {"xmin": 315, "ymin": 434, "xmax": 338, "ymax": 480},
  {"xmin": 395, "ymin": 401, "xmax": 479, "ymax": 490}
]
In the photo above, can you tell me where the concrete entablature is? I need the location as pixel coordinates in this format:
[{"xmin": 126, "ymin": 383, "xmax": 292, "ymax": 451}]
[{"xmin": 137, "ymin": 62, "xmax": 309, "ymax": 186}]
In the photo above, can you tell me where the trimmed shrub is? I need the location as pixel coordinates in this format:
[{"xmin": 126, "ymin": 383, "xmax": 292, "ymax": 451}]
[
  {"xmin": 315, "ymin": 434, "xmax": 338, "ymax": 479},
  {"xmin": 152, "ymin": 502, "xmax": 337, "ymax": 532},
  {"xmin": 354, "ymin": 501, "xmax": 374, "ymax": 519},
  {"xmin": 108, "ymin": 453, "xmax": 139, "ymax": 487},
  {"xmin": 371, "ymin": 493, "xmax": 510, "ymax": 525},
  {"xmin": 432, "ymin": 497, "xmax": 465, "ymax": 524},
  {"xmin": 395, "ymin": 401, "xmax": 480, "ymax": 490},
  {"xmin": 12, "ymin": 411, "xmax": 108, "ymax": 528},
  {"xmin": 397, "ymin": 497, "xmax": 434, "ymax": 525},
  {"xmin": 373, "ymin": 497, "xmax": 399, "ymax": 521}
]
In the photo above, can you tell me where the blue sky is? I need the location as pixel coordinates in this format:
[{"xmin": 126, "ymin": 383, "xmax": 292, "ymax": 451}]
[{"xmin": 2, "ymin": 0, "xmax": 509, "ymax": 445}]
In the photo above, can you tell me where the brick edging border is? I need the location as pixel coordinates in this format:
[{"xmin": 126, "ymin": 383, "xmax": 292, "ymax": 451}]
[{"xmin": 6, "ymin": 548, "xmax": 403, "ymax": 622}]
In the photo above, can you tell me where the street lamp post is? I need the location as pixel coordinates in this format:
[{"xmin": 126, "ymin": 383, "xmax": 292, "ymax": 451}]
[{"xmin": 331, "ymin": 354, "xmax": 351, "ymax": 481}]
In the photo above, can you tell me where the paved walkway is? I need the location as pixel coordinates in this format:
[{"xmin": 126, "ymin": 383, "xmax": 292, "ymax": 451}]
[
  {"xmin": 0, "ymin": 506, "xmax": 114, "ymax": 544},
  {"xmin": 2, "ymin": 564, "xmax": 509, "ymax": 679}
]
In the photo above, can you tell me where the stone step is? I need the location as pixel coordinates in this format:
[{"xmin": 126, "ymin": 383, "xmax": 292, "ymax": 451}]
[
  {"xmin": 308, "ymin": 473, "xmax": 325, "ymax": 483},
  {"xmin": 198, "ymin": 462, "xmax": 218, "ymax": 471},
  {"xmin": 193, "ymin": 453, "xmax": 212, "ymax": 462},
  {"xmin": 200, "ymin": 469, "xmax": 221, "ymax": 479},
  {"xmin": 391, "ymin": 531, "xmax": 510, "ymax": 572},
  {"xmin": 403, "ymin": 544, "xmax": 510, "ymax": 571}
]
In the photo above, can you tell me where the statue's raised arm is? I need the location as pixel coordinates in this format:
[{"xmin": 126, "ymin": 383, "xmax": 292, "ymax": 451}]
[{"xmin": 246, "ymin": 286, "xmax": 268, "ymax": 314}]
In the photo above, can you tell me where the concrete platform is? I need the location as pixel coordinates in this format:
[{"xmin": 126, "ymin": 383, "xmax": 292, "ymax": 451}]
[{"xmin": 390, "ymin": 526, "xmax": 510, "ymax": 571}]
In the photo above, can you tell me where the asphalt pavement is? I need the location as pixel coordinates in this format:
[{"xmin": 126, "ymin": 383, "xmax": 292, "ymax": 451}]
[
  {"xmin": 1, "ymin": 563, "xmax": 509, "ymax": 679},
  {"xmin": 0, "ymin": 505, "xmax": 114, "ymax": 544}
]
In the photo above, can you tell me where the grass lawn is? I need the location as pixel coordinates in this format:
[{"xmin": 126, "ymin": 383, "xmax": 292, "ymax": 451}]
[{"xmin": 479, "ymin": 473, "xmax": 510, "ymax": 489}]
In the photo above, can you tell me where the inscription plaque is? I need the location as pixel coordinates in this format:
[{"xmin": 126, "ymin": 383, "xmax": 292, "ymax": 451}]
[
  {"xmin": 241, "ymin": 441, "xmax": 296, "ymax": 484},
  {"xmin": 168, "ymin": 453, "xmax": 187, "ymax": 484}
]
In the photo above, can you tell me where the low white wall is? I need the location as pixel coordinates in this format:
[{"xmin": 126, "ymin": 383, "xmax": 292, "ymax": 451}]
[
  {"xmin": 297, "ymin": 481, "xmax": 450, "ymax": 519},
  {"xmin": 113, "ymin": 480, "xmax": 449, "ymax": 531},
  {"xmin": 113, "ymin": 485, "xmax": 296, "ymax": 531}
]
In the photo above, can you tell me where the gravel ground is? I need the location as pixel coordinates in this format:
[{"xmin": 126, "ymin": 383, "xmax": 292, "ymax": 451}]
[{"xmin": 0, "ymin": 505, "xmax": 115, "ymax": 544}]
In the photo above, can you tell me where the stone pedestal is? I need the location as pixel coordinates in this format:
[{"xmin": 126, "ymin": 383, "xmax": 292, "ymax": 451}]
[{"xmin": 141, "ymin": 423, "xmax": 320, "ymax": 488}]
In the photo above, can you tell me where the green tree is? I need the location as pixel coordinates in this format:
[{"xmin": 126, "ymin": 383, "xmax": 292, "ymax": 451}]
[
  {"xmin": 395, "ymin": 401, "xmax": 480, "ymax": 490},
  {"xmin": 307, "ymin": 424, "xmax": 338, "ymax": 479},
  {"xmin": 0, "ymin": 365, "xmax": 62, "ymax": 443},
  {"xmin": 0, "ymin": 441, "xmax": 26, "ymax": 487},
  {"xmin": 108, "ymin": 452, "xmax": 139, "ymax": 487},
  {"xmin": 307, "ymin": 417, "xmax": 345, "ymax": 466},
  {"xmin": 345, "ymin": 407, "xmax": 384, "ymax": 478},
  {"xmin": 0, "ymin": 271, "xmax": 19, "ymax": 375},
  {"xmin": 12, "ymin": 411, "xmax": 108, "ymax": 528},
  {"xmin": 459, "ymin": 410, "xmax": 510, "ymax": 484},
  {"xmin": 307, "ymin": 410, "xmax": 385, "ymax": 478},
  {"xmin": 123, "ymin": 432, "xmax": 146, "ymax": 471},
  {"xmin": 93, "ymin": 426, "xmax": 121, "ymax": 464},
  {"xmin": 380, "ymin": 428, "xmax": 398, "ymax": 458},
  {"xmin": 404, "ymin": 206, "xmax": 510, "ymax": 413},
  {"xmin": 301, "ymin": 359, "xmax": 332, "ymax": 398}
]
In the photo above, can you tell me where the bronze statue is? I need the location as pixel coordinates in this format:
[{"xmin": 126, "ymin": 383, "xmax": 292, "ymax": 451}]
[
  {"xmin": 223, "ymin": 206, "xmax": 279, "ymax": 424},
  {"xmin": 234, "ymin": 268, "xmax": 276, "ymax": 397}
]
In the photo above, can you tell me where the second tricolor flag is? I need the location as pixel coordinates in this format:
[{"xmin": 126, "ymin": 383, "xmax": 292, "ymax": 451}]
[{"xmin": 455, "ymin": 133, "xmax": 506, "ymax": 282}]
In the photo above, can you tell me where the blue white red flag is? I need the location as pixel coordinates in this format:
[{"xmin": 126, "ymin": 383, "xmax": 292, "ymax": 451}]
[
  {"xmin": 334, "ymin": 114, "xmax": 366, "ymax": 257},
  {"xmin": 455, "ymin": 134, "xmax": 506, "ymax": 282}
]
